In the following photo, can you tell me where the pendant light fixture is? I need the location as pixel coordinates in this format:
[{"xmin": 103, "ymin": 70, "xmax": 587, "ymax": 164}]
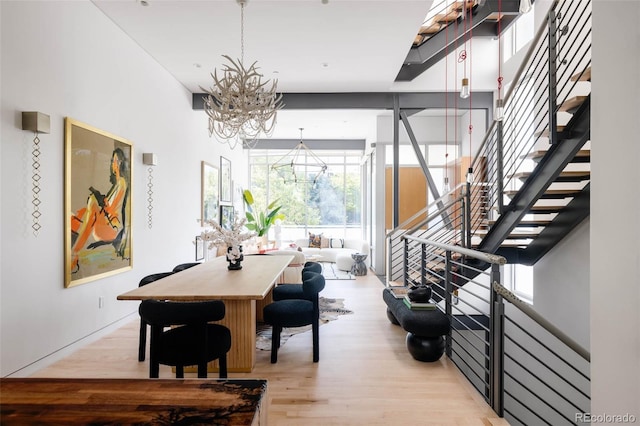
[{"xmin": 201, "ymin": 0, "xmax": 283, "ymax": 149}]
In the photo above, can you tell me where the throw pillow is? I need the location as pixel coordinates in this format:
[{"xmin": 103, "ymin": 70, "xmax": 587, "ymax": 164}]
[
  {"xmin": 320, "ymin": 235, "xmax": 330, "ymax": 248},
  {"xmin": 308, "ymin": 233, "xmax": 322, "ymax": 248},
  {"xmin": 330, "ymin": 238, "xmax": 344, "ymax": 248}
]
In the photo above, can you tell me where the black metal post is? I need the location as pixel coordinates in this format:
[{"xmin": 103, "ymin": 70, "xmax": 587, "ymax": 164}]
[
  {"xmin": 496, "ymin": 122, "xmax": 505, "ymax": 215},
  {"xmin": 403, "ymin": 238, "xmax": 409, "ymax": 287},
  {"xmin": 489, "ymin": 263, "xmax": 504, "ymax": 416},
  {"xmin": 465, "ymin": 182, "xmax": 472, "ymax": 248},
  {"xmin": 421, "ymin": 243, "xmax": 427, "ymax": 287},
  {"xmin": 548, "ymin": 9, "xmax": 558, "ymax": 145},
  {"xmin": 444, "ymin": 250, "xmax": 452, "ymax": 358}
]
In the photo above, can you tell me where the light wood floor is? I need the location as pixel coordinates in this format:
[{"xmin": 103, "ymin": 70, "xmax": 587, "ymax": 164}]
[{"xmin": 33, "ymin": 273, "xmax": 509, "ymax": 425}]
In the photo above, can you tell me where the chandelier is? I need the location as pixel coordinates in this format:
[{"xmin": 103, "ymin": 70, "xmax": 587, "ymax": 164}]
[
  {"xmin": 271, "ymin": 128, "xmax": 328, "ymax": 185},
  {"xmin": 201, "ymin": 0, "xmax": 283, "ymax": 149}
]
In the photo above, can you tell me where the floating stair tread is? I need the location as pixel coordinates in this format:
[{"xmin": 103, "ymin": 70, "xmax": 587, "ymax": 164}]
[
  {"xmin": 571, "ymin": 67, "xmax": 591, "ymax": 82},
  {"xmin": 512, "ymin": 171, "xmax": 591, "ymax": 182},
  {"xmin": 504, "ymin": 188, "xmax": 583, "ymax": 199},
  {"xmin": 450, "ymin": 0, "xmax": 475, "ymax": 12},
  {"xmin": 474, "ymin": 229, "xmax": 540, "ymax": 239},
  {"xmin": 528, "ymin": 205, "xmax": 565, "ymax": 214},
  {"xmin": 434, "ymin": 10, "xmax": 460, "ymax": 23},
  {"xmin": 419, "ymin": 22, "xmax": 442, "ymax": 35},
  {"xmin": 525, "ymin": 149, "xmax": 591, "ymax": 162},
  {"xmin": 489, "ymin": 219, "xmax": 552, "ymax": 227},
  {"xmin": 559, "ymin": 96, "xmax": 588, "ymax": 113},
  {"xmin": 534, "ymin": 126, "xmax": 566, "ymax": 138}
]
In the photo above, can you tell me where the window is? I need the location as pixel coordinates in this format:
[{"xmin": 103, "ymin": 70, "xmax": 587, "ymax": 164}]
[
  {"xmin": 503, "ymin": 7, "xmax": 535, "ymax": 61},
  {"xmin": 503, "ymin": 263, "xmax": 534, "ymax": 303},
  {"xmin": 248, "ymin": 149, "xmax": 363, "ymax": 242}
]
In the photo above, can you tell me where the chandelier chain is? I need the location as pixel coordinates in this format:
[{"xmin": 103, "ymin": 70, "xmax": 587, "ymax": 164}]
[
  {"xmin": 240, "ymin": 1, "xmax": 244, "ymax": 63},
  {"xmin": 32, "ymin": 134, "xmax": 42, "ymax": 236}
]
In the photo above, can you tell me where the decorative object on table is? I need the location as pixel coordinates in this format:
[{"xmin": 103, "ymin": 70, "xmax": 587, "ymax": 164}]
[
  {"xmin": 220, "ymin": 156, "xmax": 232, "ymax": 203},
  {"xmin": 350, "ymin": 253, "xmax": 368, "ymax": 276},
  {"xmin": 142, "ymin": 153, "xmax": 157, "ymax": 229},
  {"xmin": 200, "ymin": 0, "xmax": 283, "ymax": 150},
  {"xmin": 200, "ymin": 216, "xmax": 254, "ymax": 270},
  {"xmin": 242, "ymin": 189, "xmax": 284, "ymax": 246},
  {"xmin": 64, "ymin": 117, "xmax": 133, "ymax": 288},
  {"xmin": 271, "ymin": 128, "xmax": 327, "ymax": 185},
  {"xmin": 407, "ymin": 285, "xmax": 432, "ymax": 303},
  {"xmin": 201, "ymin": 161, "xmax": 219, "ymax": 226},
  {"xmin": 22, "ymin": 111, "xmax": 50, "ymax": 237}
]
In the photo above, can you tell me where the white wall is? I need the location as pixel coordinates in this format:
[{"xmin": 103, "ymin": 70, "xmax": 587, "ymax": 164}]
[
  {"xmin": 534, "ymin": 219, "xmax": 590, "ymax": 349},
  {"xmin": 591, "ymin": 0, "xmax": 640, "ymax": 419},
  {"xmin": 0, "ymin": 1, "xmax": 245, "ymax": 376}
]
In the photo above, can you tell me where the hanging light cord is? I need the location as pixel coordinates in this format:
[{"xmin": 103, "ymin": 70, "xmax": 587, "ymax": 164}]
[
  {"xmin": 498, "ymin": 0, "xmax": 503, "ymax": 97},
  {"xmin": 240, "ymin": 0, "xmax": 244, "ymax": 63}
]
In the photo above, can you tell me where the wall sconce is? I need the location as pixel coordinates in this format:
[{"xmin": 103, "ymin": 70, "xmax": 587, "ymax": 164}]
[
  {"xmin": 22, "ymin": 112, "xmax": 50, "ymax": 236},
  {"xmin": 142, "ymin": 153, "xmax": 157, "ymax": 229}
]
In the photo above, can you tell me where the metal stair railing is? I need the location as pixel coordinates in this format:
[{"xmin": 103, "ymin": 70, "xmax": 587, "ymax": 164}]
[
  {"xmin": 468, "ymin": 0, "xmax": 592, "ymax": 245},
  {"xmin": 401, "ymin": 236, "xmax": 591, "ymax": 423},
  {"xmin": 385, "ymin": 183, "xmax": 467, "ymax": 286}
]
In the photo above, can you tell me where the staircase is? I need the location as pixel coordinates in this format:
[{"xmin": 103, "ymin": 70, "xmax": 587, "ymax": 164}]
[{"xmin": 397, "ymin": 0, "xmax": 525, "ymax": 82}]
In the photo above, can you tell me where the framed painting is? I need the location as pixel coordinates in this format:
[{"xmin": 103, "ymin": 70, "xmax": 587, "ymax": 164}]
[
  {"xmin": 220, "ymin": 205, "xmax": 235, "ymax": 230},
  {"xmin": 195, "ymin": 235, "xmax": 204, "ymax": 261},
  {"xmin": 220, "ymin": 156, "xmax": 232, "ymax": 203},
  {"xmin": 64, "ymin": 117, "xmax": 133, "ymax": 288},
  {"xmin": 201, "ymin": 161, "xmax": 219, "ymax": 226}
]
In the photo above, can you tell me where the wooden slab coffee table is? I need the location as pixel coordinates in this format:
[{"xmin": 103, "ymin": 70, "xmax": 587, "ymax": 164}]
[{"xmin": 0, "ymin": 378, "xmax": 267, "ymax": 425}]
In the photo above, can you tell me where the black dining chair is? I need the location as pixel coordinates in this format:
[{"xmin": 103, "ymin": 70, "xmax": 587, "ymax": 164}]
[
  {"xmin": 137, "ymin": 272, "xmax": 175, "ymax": 362},
  {"xmin": 263, "ymin": 271, "xmax": 326, "ymax": 363},
  {"xmin": 172, "ymin": 262, "xmax": 201, "ymax": 273},
  {"xmin": 272, "ymin": 261, "xmax": 323, "ymax": 302},
  {"xmin": 138, "ymin": 299, "xmax": 231, "ymax": 378}
]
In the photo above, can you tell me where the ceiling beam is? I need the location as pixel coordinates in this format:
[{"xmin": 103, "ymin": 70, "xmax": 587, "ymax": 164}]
[{"xmin": 192, "ymin": 91, "xmax": 494, "ymax": 111}]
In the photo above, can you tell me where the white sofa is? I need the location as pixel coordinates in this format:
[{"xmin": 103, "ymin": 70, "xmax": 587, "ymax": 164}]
[{"xmin": 293, "ymin": 237, "xmax": 370, "ymax": 271}]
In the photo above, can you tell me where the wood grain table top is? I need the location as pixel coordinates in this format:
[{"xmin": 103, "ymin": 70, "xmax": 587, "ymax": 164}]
[
  {"xmin": 0, "ymin": 377, "xmax": 267, "ymax": 425},
  {"xmin": 117, "ymin": 254, "xmax": 293, "ymax": 301}
]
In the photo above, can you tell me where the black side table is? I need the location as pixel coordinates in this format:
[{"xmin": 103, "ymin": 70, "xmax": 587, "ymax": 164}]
[{"xmin": 350, "ymin": 253, "xmax": 368, "ymax": 276}]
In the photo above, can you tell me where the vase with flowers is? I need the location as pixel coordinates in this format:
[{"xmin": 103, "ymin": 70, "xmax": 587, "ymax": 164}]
[{"xmin": 200, "ymin": 215, "xmax": 255, "ymax": 270}]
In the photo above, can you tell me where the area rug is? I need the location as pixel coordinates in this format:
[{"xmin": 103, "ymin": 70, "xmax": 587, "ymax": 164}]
[
  {"xmin": 321, "ymin": 262, "xmax": 354, "ymax": 280},
  {"xmin": 256, "ymin": 297, "xmax": 353, "ymax": 351}
]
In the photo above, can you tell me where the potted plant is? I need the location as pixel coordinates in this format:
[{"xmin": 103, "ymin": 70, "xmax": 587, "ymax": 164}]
[{"xmin": 242, "ymin": 189, "xmax": 285, "ymax": 245}]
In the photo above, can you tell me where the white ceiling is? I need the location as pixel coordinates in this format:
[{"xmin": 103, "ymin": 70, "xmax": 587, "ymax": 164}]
[{"xmin": 91, "ymin": 0, "xmax": 482, "ymax": 142}]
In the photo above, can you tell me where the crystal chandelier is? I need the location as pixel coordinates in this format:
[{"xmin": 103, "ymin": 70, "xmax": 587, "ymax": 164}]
[
  {"xmin": 201, "ymin": 0, "xmax": 283, "ymax": 149},
  {"xmin": 271, "ymin": 128, "xmax": 328, "ymax": 185}
]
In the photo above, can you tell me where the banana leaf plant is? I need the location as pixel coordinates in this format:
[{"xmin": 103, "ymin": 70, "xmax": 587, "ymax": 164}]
[{"xmin": 242, "ymin": 189, "xmax": 285, "ymax": 237}]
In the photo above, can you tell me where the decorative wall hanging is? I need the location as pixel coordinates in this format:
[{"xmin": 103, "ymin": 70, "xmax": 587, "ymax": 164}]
[
  {"xmin": 201, "ymin": 161, "xmax": 220, "ymax": 226},
  {"xmin": 195, "ymin": 235, "xmax": 205, "ymax": 261},
  {"xmin": 220, "ymin": 156, "xmax": 232, "ymax": 202},
  {"xmin": 142, "ymin": 153, "xmax": 157, "ymax": 229},
  {"xmin": 22, "ymin": 111, "xmax": 50, "ymax": 237},
  {"xmin": 64, "ymin": 118, "xmax": 133, "ymax": 288},
  {"xmin": 220, "ymin": 205, "xmax": 235, "ymax": 230}
]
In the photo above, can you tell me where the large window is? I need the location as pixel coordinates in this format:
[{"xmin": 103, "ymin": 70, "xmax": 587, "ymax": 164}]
[{"xmin": 248, "ymin": 149, "xmax": 363, "ymax": 242}]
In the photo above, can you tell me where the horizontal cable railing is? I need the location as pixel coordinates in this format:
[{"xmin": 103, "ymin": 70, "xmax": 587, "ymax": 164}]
[
  {"xmin": 468, "ymin": 0, "xmax": 591, "ymax": 244},
  {"xmin": 386, "ymin": 183, "xmax": 466, "ymax": 284},
  {"xmin": 400, "ymin": 236, "xmax": 591, "ymax": 422}
]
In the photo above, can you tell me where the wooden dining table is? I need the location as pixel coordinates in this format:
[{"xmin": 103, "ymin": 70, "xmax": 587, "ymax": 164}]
[{"xmin": 117, "ymin": 254, "xmax": 293, "ymax": 373}]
